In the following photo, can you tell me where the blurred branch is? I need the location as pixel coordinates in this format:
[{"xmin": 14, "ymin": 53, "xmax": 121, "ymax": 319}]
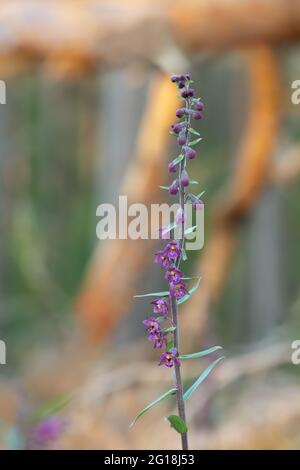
[
  {"xmin": 181, "ymin": 46, "xmax": 282, "ymax": 345},
  {"xmin": 77, "ymin": 342, "xmax": 289, "ymax": 406},
  {"xmin": 170, "ymin": 0, "xmax": 300, "ymax": 52},
  {"xmin": 75, "ymin": 72, "xmax": 178, "ymax": 342},
  {"xmin": 0, "ymin": 1, "xmax": 300, "ymax": 76}
]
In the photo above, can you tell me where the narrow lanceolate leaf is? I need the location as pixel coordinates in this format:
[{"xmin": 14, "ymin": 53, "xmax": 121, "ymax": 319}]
[
  {"xmin": 188, "ymin": 128, "xmax": 200, "ymax": 137},
  {"xmin": 189, "ymin": 137, "xmax": 202, "ymax": 146},
  {"xmin": 165, "ymin": 415, "xmax": 188, "ymax": 434},
  {"xmin": 130, "ymin": 388, "xmax": 176, "ymax": 427},
  {"xmin": 196, "ymin": 190, "xmax": 206, "ymax": 199},
  {"xmin": 178, "ymin": 278, "xmax": 201, "ymax": 305},
  {"xmin": 163, "ymin": 326, "xmax": 176, "ymax": 333},
  {"xmin": 183, "ymin": 357, "xmax": 225, "ymax": 401},
  {"xmin": 160, "ymin": 185, "xmax": 169, "ymax": 191},
  {"xmin": 166, "ymin": 339, "xmax": 174, "ymax": 350},
  {"xmin": 29, "ymin": 394, "xmax": 71, "ymax": 424},
  {"xmin": 189, "ymin": 180, "xmax": 199, "ymax": 185},
  {"xmin": 171, "ymin": 154, "xmax": 184, "ymax": 166},
  {"xmin": 180, "ymin": 346, "xmax": 223, "ymax": 360},
  {"xmin": 156, "ymin": 316, "xmax": 167, "ymax": 323},
  {"xmin": 182, "ymin": 247, "xmax": 187, "ymax": 261},
  {"xmin": 161, "ymin": 222, "xmax": 177, "ymax": 236},
  {"xmin": 184, "ymin": 225, "xmax": 197, "ymax": 235},
  {"xmin": 134, "ymin": 291, "xmax": 169, "ymax": 298}
]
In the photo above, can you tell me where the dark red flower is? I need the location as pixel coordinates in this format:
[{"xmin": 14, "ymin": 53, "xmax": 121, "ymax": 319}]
[
  {"xmin": 159, "ymin": 348, "xmax": 180, "ymax": 368},
  {"xmin": 154, "ymin": 250, "xmax": 169, "ymax": 268},
  {"xmin": 165, "ymin": 267, "xmax": 184, "ymax": 284},
  {"xmin": 151, "ymin": 298, "xmax": 169, "ymax": 315},
  {"xmin": 169, "ymin": 281, "xmax": 188, "ymax": 299}
]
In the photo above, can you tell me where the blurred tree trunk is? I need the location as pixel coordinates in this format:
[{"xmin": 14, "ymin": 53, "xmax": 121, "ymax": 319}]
[
  {"xmin": 96, "ymin": 69, "xmax": 150, "ymax": 343},
  {"xmin": 245, "ymin": 185, "xmax": 284, "ymax": 342}
]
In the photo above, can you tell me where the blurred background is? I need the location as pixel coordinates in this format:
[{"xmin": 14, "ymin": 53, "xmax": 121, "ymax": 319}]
[{"xmin": 1, "ymin": 0, "xmax": 300, "ymax": 450}]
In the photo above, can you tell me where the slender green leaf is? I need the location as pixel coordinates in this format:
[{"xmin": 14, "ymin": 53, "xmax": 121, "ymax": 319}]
[
  {"xmin": 161, "ymin": 222, "xmax": 177, "ymax": 236},
  {"xmin": 28, "ymin": 394, "xmax": 71, "ymax": 424},
  {"xmin": 196, "ymin": 190, "xmax": 205, "ymax": 198},
  {"xmin": 178, "ymin": 278, "xmax": 201, "ymax": 305},
  {"xmin": 180, "ymin": 346, "xmax": 222, "ymax": 360},
  {"xmin": 171, "ymin": 154, "xmax": 184, "ymax": 166},
  {"xmin": 183, "ymin": 357, "xmax": 225, "ymax": 401},
  {"xmin": 166, "ymin": 415, "xmax": 188, "ymax": 434},
  {"xmin": 134, "ymin": 291, "xmax": 169, "ymax": 298},
  {"xmin": 184, "ymin": 225, "xmax": 197, "ymax": 235},
  {"xmin": 189, "ymin": 137, "xmax": 202, "ymax": 146},
  {"xmin": 156, "ymin": 316, "xmax": 167, "ymax": 323},
  {"xmin": 188, "ymin": 128, "xmax": 200, "ymax": 137},
  {"xmin": 182, "ymin": 247, "xmax": 187, "ymax": 261},
  {"xmin": 189, "ymin": 180, "xmax": 199, "ymax": 185},
  {"xmin": 163, "ymin": 326, "xmax": 176, "ymax": 333},
  {"xmin": 160, "ymin": 185, "xmax": 169, "ymax": 191},
  {"xmin": 166, "ymin": 339, "xmax": 174, "ymax": 350},
  {"xmin": 130, "ymin": 388, "xmax": 176, "ymax": 427}
]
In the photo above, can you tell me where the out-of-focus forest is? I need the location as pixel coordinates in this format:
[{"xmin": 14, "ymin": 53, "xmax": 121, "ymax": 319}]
[{"xmin": 1, "ymin": 0, "xmax": 300, "ymax": 450}]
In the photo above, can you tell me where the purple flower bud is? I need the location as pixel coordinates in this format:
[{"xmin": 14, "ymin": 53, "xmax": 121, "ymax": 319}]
[
  {"xmin": 171, "ymin": 74, "xmax": 180, "ymax": 83},
  {"xmin": 177, "ymin": 132, "xmax": 187, "ymax": 146},
  {"xmin": 184, "ymin": 146, "xmax": 196, "ymax": 159},
  {"xmin": 194, "ymin": 99, "xmax": 204, "ymax": 111},
  {"xmin": 176, "ymin": 108, "xmax": 186, "ymax": 118},
  {"xmin": 168, "ymin": 161, "xmax": 177, "ymax": 173},
  {"xmin": 178, "ymin": 80, "xmax": 185, "ymax": 89},
  {"xmin": 170, "ymin": 123, "xmax": 183, "ymax": 134},
  {"xmin": 181, "ymin": 88, "xmax": 194, "ymax": 99},
  {"xmin": 180, "ymin": 169, "xmax": 189, "ymax": 187},
  {"xmin": 191, "ymin": 110, "xmax": 203, "ymax": 120},
  {"xmin": 181, "ymin": 89, "xmax": 189, "ymax": 99},
  {"xmin": 169, "ymin": 180, "xmax": 179, "ymax": 195}
]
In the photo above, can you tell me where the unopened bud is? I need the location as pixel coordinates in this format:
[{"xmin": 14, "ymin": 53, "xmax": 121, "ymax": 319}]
[
  {"xmin": 180, "ymin": 169, "xmax": 190, "ymax": 187},
  {"xmin": 169, "ymin": 180, "xmax": 179, "ymax": 195}
]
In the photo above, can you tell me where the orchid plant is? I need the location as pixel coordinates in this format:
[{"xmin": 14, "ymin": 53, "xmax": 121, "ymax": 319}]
[{"xmin": 132, "ymin": 74, "xmax": 224, "ymax": 450}]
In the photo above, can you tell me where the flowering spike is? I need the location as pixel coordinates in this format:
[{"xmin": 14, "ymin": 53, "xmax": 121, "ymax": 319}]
[{"xmin": 134, "ymin": 73, "xmax": 221, "ymax": 451}]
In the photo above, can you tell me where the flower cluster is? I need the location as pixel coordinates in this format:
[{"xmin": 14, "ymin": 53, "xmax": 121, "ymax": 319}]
[
  {"xmin": 143, "ymin": 316, "xmax": 167, "ymax": 349},
  {"xmin": 142, "ymin": 72, "xmax": 204, "ymax": 369},
  {"xmin": 168, "ymin": 74, "xmax": 204, "ymax": 200}
]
